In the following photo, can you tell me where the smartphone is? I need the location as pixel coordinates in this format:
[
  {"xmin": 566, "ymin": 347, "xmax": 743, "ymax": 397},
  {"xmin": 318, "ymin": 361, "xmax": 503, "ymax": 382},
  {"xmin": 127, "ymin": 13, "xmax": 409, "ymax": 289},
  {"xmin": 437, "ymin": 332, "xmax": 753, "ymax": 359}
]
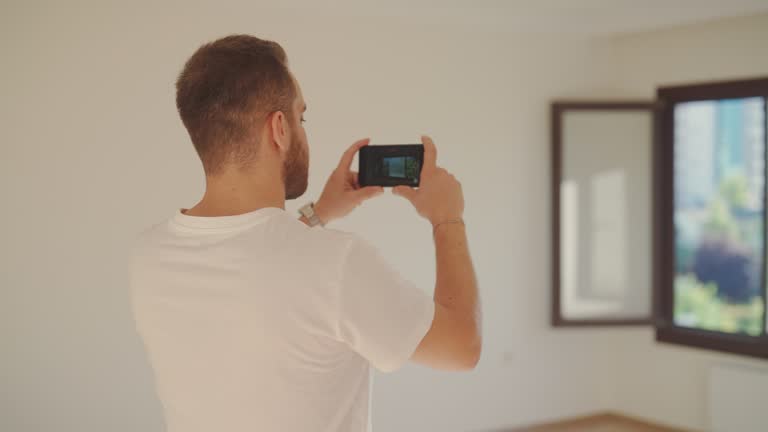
[{"xmin": 358, "ymin": 144, "xmax": 424, "ymax": 187}]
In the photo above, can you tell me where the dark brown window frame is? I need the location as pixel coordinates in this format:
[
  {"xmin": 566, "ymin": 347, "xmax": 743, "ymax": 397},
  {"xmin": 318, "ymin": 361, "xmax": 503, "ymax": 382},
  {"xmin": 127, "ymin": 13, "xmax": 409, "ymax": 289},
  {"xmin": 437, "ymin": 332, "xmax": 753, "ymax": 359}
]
[
  {"xmin": 655, "ymin": 77, "xmax": 768, "ymax": 359},
  {"xmin": 551, "ymin": 101, "xmax": 658, "ymax": 327}
]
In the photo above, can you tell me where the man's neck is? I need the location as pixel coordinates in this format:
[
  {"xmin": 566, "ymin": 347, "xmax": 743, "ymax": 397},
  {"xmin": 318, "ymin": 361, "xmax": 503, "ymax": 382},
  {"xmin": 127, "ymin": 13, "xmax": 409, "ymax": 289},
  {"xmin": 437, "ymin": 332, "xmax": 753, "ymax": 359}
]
[{"xmin": 185, "ymin": 172, "xmax": 285, "ymax": 218}]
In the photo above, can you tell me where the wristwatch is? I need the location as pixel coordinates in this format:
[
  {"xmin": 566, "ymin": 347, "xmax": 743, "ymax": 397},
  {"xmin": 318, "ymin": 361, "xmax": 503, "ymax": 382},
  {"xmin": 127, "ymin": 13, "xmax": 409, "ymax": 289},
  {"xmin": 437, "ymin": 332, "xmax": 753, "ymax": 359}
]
[{"xmin": 299, "ymin": 202, "xmax": 324, "ymax": 227}]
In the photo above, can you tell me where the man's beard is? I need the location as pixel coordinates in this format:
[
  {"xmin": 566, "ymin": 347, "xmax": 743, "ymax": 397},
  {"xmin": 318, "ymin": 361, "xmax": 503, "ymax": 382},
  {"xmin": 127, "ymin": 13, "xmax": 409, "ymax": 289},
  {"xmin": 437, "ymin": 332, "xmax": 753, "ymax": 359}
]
[{"xmin": 283, "ymin": 127, "xmax": 308, "ymax": 200}]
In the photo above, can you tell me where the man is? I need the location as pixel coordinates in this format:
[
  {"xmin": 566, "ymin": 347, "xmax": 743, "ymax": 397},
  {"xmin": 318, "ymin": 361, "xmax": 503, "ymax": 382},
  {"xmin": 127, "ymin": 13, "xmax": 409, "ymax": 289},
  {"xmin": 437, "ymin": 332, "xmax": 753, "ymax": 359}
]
[{"xmin": 129, "ymin": 35, "xmax": 481, "ymax": 432}]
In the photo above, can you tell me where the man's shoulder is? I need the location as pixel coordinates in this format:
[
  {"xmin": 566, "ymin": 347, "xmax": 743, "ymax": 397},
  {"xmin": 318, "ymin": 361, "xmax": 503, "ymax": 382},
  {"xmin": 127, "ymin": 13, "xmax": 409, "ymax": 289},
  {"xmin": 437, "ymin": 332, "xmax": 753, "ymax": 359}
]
[
  {"xmin": 278, "ymin": 214, "xmax": 361, "ymax": 254},
  {"xmin": 127, "ymin": 219, "xmax": 169, "ymax": 268},
  {"xmin": 132, "ymin": 218, "xmax": 169, "ymax": 248}
]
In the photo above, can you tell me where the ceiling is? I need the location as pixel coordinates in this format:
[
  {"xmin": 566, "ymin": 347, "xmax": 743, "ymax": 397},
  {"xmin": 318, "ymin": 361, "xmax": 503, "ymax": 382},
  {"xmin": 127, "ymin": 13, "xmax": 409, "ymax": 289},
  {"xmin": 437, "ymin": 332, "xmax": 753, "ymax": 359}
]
[{"xmin": 274, "ymin": 0, "xmax": 768, "ymax": 35}]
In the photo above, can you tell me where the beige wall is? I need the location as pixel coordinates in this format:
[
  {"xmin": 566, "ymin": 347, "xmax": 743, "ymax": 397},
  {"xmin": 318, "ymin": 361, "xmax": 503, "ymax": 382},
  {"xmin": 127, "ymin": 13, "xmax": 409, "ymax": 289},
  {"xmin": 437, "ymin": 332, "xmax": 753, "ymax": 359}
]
[
  {"xmin": 597, "ymin": 13, "xmax": 768, "ymax": 432},
  {"xmin": 0, "ymin": 2, "xmax": 616, "ymax": 431}
]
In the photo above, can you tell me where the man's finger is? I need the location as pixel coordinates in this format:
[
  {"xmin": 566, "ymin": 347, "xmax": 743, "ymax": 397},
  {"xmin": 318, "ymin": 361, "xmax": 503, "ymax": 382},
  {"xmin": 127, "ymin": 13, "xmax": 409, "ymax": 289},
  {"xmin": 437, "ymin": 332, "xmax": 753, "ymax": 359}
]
[
  {"xmin": 392, "ymin": 186, "xmax": 417, "ymax": 203},
  {"xmin": 355, "ymin": 186, "xmax": 384, "ymax": 202},
  {"xmin": 421, "ymin": 135, "xmax": 437, "ymax": 170},
  {"xmin": 337, "ymin": 138, "xmax": 370, "ymax": 172}
]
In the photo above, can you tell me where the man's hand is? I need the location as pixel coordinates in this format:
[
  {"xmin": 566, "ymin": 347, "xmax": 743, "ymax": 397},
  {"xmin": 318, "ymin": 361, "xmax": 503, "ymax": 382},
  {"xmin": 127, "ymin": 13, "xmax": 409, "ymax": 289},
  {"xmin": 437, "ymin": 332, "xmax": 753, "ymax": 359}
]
[
  {"xmin": 392, "ymin": 136, "xmax": 464, "ymax": 226},
  {"xmin": 313, "ymin": 138, "xmax": 384, "ymax": 225}
]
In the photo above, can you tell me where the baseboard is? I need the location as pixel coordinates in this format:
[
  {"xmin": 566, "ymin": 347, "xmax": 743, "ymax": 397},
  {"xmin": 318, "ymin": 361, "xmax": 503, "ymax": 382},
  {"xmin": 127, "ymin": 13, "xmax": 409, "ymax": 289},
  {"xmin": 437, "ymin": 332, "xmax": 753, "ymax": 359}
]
[{"xmin": 502, "ymin": 411, "xmax": 693, "ymax": 432}]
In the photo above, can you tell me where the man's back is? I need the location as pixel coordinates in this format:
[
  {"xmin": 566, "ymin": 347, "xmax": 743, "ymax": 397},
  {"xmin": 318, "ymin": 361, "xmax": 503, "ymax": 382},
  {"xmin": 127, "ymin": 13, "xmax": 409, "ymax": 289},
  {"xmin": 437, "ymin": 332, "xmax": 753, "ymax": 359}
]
[{"xmin": 129, "ymin": 207, "xmax": 434, "ymax": 432}]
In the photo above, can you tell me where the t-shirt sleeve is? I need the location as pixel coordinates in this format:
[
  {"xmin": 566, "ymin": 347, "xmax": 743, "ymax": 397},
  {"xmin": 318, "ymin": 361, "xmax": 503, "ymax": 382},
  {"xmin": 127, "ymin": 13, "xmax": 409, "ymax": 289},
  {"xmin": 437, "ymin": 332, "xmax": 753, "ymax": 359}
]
[{"xmin": 335, "ymin": 235, "xmax": 435, "ymax": 373}]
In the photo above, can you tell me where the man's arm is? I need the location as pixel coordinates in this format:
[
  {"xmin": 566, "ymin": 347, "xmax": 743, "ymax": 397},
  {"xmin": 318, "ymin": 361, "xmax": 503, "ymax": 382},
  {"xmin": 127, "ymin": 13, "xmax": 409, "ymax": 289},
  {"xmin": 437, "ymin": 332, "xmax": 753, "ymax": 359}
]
[
  {"xmin": 411, "ymin": 222, "xmax": 480, "ymax": 370},
  {"xmin": 298, "ymin": 214, "xmax": 313, "ymax": 226},
  {"xmin": 393, "ymin": 136, "xmax": 482, "ymax": 371}
]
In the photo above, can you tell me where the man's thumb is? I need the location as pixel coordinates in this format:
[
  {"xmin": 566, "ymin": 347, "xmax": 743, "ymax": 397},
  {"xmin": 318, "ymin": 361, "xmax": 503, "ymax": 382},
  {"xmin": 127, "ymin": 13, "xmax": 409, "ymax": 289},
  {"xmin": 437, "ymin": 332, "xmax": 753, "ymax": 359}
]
[{"xmin": 393, "ymin": 186, "xmax": 417, "ymax": 202}]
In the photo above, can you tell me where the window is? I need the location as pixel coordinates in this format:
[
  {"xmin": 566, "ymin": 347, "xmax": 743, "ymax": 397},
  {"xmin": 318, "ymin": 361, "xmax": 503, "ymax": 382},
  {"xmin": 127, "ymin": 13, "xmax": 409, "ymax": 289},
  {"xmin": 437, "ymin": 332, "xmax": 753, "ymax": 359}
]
[
  {"xmin": 551, "ymin": 78, "xmax": 768, "ymax": 359},
  {"xmin": 655, "ymin": 78, "xmax": 768, "ymax": 358}
]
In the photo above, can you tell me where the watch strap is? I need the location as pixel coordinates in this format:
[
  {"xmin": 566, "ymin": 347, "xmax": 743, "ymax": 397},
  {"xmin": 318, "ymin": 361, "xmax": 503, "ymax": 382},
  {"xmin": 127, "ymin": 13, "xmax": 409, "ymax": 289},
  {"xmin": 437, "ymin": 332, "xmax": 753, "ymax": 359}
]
[{"xmin": 300, "ymin": 202, "xmax": 323, "ymax": 227}]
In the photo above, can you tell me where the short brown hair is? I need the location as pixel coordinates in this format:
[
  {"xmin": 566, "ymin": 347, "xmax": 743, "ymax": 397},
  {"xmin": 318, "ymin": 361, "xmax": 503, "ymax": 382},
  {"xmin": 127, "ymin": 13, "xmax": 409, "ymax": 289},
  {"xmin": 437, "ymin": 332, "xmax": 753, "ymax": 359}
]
[{"xmin": 175, "ymin": 35, "xmax": 296, "ymax": 175}]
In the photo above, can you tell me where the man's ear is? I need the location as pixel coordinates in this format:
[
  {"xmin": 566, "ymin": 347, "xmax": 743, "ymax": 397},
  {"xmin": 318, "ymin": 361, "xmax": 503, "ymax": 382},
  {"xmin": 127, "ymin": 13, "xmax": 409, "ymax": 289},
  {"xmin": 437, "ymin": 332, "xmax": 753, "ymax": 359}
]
[{"xmin": 267, "ymin": 110, "xmax": 289, "ymax": 154}]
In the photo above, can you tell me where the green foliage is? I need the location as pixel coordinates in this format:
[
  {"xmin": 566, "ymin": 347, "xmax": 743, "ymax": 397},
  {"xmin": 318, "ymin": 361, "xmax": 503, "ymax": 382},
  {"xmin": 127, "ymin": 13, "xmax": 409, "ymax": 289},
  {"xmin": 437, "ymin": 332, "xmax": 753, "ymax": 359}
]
[
  {"xmin": 699, "ymin": 172, "xmax": 761, "ymax": 256},
  {"xmin": 404, "ymin": 157, "xmax": 419, "ymax": 179},
  {"xmin": 674, "ymin": 274, "xmax": 763, "ymax": 336},
  {"xmin": 719, "ymin": 174, "xmax": 750, "ymax": 210},
  {"xmin": 675, "ymin": 241, "xmax": 695, "ymax": 273},
  {"xmin": 703, "ymin": 197, "xmax": 738, "ymax": 240}
]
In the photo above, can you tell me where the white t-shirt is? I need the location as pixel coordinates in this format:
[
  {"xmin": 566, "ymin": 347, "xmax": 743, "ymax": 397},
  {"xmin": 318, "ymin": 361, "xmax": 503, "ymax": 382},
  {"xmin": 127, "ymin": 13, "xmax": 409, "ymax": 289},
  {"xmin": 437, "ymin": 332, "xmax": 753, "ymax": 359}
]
[{"xmin": 129, "ymin": 206, "xmax": 435, "ymax": 432}]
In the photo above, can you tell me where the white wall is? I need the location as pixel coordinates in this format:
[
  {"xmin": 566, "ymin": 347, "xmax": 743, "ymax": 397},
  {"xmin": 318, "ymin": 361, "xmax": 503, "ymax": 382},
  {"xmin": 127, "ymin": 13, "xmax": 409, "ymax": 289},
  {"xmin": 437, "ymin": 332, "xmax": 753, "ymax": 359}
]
[
  {"xmin": 595, "ymin": 13, "xmax": 768, "ymax": 432},
  {"xmin": 0, "ymin": 2, "xmax": 619, "ymax": 432},
  {"xmin": 7, "ymin": 3, "xmax": 765, "ymax": 431}
]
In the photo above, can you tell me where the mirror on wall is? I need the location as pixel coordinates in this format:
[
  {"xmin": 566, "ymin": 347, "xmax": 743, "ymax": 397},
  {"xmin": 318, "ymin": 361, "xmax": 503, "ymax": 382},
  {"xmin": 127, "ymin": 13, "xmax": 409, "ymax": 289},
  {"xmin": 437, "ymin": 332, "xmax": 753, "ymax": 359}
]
[{"xmin": 551, "ymin": 102, "xmax": 657, "ymax": 325}]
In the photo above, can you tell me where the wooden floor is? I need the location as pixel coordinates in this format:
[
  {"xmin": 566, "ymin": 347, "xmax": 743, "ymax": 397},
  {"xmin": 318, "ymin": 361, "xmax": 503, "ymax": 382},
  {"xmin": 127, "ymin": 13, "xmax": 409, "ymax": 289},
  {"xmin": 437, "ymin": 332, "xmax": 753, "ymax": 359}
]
[{"xmin": 506, "ymin": 413, "xmax": 692, "ymax": 432}]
